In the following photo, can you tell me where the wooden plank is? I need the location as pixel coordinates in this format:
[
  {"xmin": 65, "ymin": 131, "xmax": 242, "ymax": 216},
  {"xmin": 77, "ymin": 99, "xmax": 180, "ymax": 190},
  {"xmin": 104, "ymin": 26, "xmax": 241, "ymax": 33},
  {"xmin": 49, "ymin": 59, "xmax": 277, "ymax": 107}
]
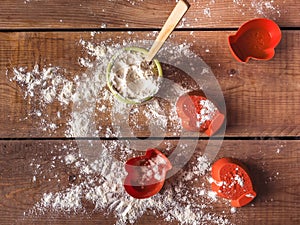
[
  {"xmin": 0, "ymin": 31, "xmax": 299, "ymax": 138},
  {"xmin": 0, "ymin": 139, "xmax": 299, "ymax": 225},
  {"xmin": 0, "ymin": 0, "xmax": 299, "ymax": 29}
]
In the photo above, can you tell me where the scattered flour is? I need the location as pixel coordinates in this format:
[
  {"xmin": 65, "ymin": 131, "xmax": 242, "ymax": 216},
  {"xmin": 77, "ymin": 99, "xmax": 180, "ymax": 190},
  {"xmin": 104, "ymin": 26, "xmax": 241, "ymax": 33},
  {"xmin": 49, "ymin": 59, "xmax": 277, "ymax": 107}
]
[
  {"xmin": 9, "ymin": 33, "xmax": 230, "ymax": 224},
  {"xmin": 196, "ymin": 99, "xmax": 218, "ymax": 128},
  {"xmin": 204, "ymin": 7, "xmax": 212, "ymax": 18},
  {"xmin": 11, "ymin": 65, "xmax": 73, "ymax": 105},
  {"xmin": 233, "ymin": 0, "xmax": 281, "ymax": 18},
  {"xmin": 251, "ymin": 0, "xmax": 281, "ymax": 17},
  {"xmin": 24, "ymin": 0, "xmax": 42, "ymax": 4},
  {"xmin": 23, "ymin": 0, "xmax": 281, "ymax": 28},
  {"xmin": 230, "ymin": 207, "xmax": 237, "ymax": 214},
  {"xmin": 8, "ymin": 65, "xmax": 74, "ymax": 133},
  {"xmin": 28, "ymin": 142, "xmax": 232, "ymax": 225},
  {"xmin": 6, "ymin": 0, "xmax": 280, "ymax": 223},
  {"xmin": 192, "ymin": 0, "xmax": 281, "ymax": 24}
]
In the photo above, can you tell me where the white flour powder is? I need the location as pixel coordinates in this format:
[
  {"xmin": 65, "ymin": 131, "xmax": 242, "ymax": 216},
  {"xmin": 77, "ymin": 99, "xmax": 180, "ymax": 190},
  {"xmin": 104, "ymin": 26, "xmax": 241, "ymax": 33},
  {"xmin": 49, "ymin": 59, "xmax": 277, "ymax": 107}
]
[
  {"xmin": 196, "ymin": 99, "xmax": 218, "ymax": 128},
  {"xmin": 28, "ymin": 141, "xmax": 232, "ymax": 225},
  {"xmin": 108, "ymin": 48, "xmax": 161, "ymax": 103},
  {"xmin": 7, "ymin": 0, "xmax": 283, "ymax": 223},
  {"xmin": 233, "ymin": 0, "xmax": 281, "ymax": 18},
  {"xmin": 11, "ymin": 65, "xmax": 74, "ymax": 105},
  {"xmin": 10, "ymin": 34, "xmax": 233, "ymax": 224},
  {"xmin": 9, "ymin": 65, "xmax": 74, "ymax": 133}
]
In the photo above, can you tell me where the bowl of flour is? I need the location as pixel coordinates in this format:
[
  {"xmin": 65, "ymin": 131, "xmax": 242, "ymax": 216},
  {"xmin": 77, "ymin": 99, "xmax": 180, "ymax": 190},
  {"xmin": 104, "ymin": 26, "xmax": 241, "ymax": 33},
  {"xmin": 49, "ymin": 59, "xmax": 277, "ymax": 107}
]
[{"xmin": 106, "ymin": 47, "xmax": 163, "ymax": 104}]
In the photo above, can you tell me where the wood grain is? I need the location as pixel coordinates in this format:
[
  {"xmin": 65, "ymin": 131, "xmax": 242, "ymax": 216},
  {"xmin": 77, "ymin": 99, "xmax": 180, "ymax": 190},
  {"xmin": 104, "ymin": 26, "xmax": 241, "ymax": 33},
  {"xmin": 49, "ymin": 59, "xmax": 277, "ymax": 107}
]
[
  {"xmin": 0, "ymin": 0, "xmax": 299, "ymax": 29},
  {"xmin": 0, "ymin": 1, "xmax": 298, "ymax": 225},
  {"xmin": 0, "ymin": 139, "xmax": 299, "ymax": 225},
  {"xmin": 0, "ymin": 31, "xmax": 299, "ymax": 138}
]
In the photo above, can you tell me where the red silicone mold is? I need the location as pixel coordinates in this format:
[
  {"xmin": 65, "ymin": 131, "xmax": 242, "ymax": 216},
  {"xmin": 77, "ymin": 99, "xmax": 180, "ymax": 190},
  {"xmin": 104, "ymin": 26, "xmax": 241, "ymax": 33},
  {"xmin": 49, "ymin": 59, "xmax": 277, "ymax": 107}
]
[{"xmin": 228, "ymin": 18, "xmax": 281, "ymax": 62}]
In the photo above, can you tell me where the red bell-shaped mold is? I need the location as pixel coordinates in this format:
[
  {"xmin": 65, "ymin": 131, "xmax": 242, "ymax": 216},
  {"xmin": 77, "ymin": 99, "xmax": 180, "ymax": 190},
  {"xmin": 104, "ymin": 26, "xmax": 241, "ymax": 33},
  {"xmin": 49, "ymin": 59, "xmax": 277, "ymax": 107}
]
[
  {"xmin": 211, "ymin": 157, "xmax": 256, "ymax": 207},
  {"xmin": 124, "ymin": 149, "xmax": 172, "ymax": 199},
  {"xmin": 228, "ymin": 18, "xmax": 281, "ymax": 62},
  {"xmin": 176, "ymin": 91, "xmax": 225, "ymax": 136}
]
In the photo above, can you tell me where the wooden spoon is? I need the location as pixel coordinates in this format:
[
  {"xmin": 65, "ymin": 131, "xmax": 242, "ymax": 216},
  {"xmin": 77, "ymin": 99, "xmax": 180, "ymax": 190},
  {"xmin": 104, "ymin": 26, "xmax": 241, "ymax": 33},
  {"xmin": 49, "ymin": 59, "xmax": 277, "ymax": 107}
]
[{"xmin": 145, "ymin": 0, "xmax": 190, "ymax": 63}]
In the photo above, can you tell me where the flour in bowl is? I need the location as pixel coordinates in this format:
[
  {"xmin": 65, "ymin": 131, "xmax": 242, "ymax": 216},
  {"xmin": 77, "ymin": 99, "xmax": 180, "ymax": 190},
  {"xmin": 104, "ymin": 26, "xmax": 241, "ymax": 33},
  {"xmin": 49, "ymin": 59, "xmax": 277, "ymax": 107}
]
[{"xmin": 108, "ymin": 48, "xmax": 162, "ymax": 103}]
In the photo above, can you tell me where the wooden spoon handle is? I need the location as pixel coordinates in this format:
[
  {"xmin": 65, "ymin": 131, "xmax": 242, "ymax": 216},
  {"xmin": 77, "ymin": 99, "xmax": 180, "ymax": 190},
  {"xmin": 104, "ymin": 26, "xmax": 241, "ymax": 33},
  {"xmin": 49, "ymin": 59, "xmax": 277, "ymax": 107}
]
[{"xmin": 145, "ymin": 0, "xmax": 190, "ymax": 62}]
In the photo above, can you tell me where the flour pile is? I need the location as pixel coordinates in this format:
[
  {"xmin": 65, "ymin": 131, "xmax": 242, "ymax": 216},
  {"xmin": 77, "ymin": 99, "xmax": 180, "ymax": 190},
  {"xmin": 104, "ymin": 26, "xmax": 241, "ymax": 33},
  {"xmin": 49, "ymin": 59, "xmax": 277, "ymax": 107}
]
[
  {"xmin": 9, "ymin": 34, "xmax": 231, "ymax": 224},
  {"xmin": 28, "ymin": 141, "xmax": 232, "ymax": 225}
]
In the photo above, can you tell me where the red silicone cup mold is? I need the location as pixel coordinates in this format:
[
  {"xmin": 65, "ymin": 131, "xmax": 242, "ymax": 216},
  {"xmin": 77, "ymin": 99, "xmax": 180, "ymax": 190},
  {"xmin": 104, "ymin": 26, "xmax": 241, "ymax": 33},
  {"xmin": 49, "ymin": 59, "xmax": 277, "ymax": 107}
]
[
  {"xmin": 124, "ymin": 149, "xmax": 172, "ymax": 199},
  {"xmin": 228, "ymin": 18, "xmax": 281, "ymax": 62}
]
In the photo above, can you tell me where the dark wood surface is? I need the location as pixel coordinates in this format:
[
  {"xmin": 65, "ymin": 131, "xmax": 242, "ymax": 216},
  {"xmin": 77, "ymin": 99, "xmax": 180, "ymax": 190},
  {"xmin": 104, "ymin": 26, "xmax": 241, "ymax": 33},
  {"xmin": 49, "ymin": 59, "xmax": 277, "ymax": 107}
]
[
  {"xmin": 0, "ymin": 0, "xmax": 299, "ymax": 225},
  {"xmin": 1, "ymin": 31, "xmax": 299, "ymax": 138},
  {"xmin": 0, "ymin": 0, "xmax": 299, "ymax": 28},
  {"xmin": 0, "ymin": 140, "xmax": 299, "ymax": 225}
]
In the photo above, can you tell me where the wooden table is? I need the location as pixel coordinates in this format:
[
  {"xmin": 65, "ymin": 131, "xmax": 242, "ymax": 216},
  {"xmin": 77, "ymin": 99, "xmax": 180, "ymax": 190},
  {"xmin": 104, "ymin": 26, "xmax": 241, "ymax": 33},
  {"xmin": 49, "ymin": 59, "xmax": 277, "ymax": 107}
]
[{"xmin": 0, "ymin": 0, "xmax": 299, "ymax": 224}]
